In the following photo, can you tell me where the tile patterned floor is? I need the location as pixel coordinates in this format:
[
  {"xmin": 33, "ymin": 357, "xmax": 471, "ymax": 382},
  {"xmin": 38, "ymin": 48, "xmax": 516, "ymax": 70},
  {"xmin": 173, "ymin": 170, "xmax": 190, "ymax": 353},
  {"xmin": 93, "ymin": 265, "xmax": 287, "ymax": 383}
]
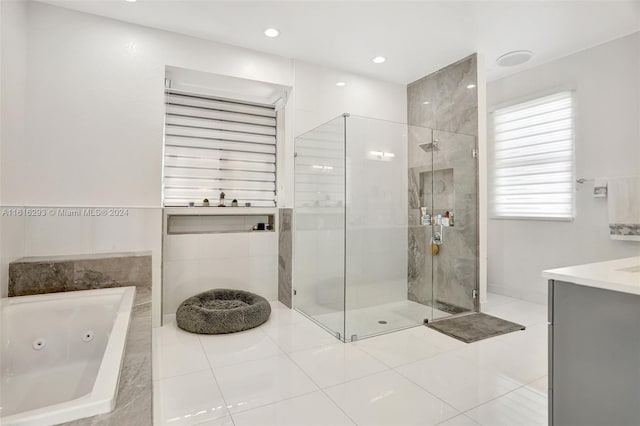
[
  {"xmin": 153, "ymin": 294, "xmax": 548, "ymax": 425},
  {"xmin": 310, "ymin": 300, "xmax": 451, "ymax": 339}
]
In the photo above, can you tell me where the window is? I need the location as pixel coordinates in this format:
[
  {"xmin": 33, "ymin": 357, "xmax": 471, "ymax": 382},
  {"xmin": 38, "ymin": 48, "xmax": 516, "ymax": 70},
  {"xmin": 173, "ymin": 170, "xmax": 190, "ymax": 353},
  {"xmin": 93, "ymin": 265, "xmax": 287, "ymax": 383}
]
[
  {"xmin": 491, "ymin": 91, "xmax": 575, "ymax": 219},
  {"xmin": 163, "ymin": 91, "xmax": 277, "ymax": 207}
]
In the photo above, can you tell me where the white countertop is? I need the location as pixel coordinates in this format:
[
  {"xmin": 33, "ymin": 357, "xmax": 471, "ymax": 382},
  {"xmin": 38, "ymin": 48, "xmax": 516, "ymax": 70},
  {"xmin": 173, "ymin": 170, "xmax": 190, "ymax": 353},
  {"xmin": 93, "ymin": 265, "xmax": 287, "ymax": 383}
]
[{"xmin": 543, "ymin": 257, "xmax": 640, "ymax": 296}]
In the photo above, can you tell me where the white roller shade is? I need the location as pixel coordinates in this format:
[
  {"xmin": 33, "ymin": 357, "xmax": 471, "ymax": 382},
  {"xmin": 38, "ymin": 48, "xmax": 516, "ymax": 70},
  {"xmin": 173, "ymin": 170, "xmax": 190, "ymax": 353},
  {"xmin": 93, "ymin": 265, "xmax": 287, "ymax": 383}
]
[
  {"xmin": 491, "ymin": 91, "xmax": 575, "ymax": 219},
  {"xmin": 163, "ymin": 91, "xmax": 277, "ymax": 207}
]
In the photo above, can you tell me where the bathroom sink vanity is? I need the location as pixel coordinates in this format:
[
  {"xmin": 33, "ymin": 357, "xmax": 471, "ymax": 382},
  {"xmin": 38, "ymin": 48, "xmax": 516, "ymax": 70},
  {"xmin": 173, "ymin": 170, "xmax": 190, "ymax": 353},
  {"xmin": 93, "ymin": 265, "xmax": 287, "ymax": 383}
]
[{"xmin": 543, "ymin": 257, "xmax": 640, "ymax": 426}]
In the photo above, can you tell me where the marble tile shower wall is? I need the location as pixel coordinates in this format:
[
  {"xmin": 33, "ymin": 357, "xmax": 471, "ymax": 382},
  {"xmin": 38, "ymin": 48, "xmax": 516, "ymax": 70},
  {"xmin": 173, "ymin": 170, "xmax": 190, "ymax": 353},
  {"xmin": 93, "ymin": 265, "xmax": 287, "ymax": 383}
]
[
  {"xmin": 278, "ymin": 208, "xmax": 293, "ymax": 308},
  {"xmin": 407, "ymin": 54, "xmax": 479, "ymax": 311},
  {"xmin": 407, "ymin": 55, "xmax": 478, "ymax": 136}
]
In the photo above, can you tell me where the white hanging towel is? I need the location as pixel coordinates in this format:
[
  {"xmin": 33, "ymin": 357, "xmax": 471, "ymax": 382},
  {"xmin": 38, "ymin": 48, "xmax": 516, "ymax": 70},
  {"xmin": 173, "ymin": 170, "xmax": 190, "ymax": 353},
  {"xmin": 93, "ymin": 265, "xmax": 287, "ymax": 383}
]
[{"xmin": 607, "ymin": 176, "xmax": 640, "ymax": 241}]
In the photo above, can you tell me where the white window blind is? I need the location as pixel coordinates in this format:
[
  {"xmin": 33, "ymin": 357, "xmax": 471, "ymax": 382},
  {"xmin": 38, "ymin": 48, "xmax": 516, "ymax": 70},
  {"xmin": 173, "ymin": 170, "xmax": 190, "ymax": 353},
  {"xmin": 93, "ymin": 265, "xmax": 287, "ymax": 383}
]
[
  {"xmin": 163, "ymin": 91, "xmax": 277, "ymax": 207},
  {"xmin": 491, "ymin": 91, "xmax": 575, "ymax": 219}
]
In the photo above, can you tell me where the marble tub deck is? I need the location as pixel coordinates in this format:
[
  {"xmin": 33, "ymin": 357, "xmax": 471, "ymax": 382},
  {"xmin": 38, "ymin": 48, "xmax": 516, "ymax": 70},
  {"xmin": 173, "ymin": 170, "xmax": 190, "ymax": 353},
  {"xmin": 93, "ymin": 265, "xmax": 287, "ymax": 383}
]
[
  {"xmin": 8, "ymin": 252, "xmax": 152, "ymax": 297},
  {"xmin": 7, "ymin": 252, "xmax": 153, "ymax": 425},
  {"xmin": 62, "ymin": 288, "xmax": 152, "ymax": 426}
]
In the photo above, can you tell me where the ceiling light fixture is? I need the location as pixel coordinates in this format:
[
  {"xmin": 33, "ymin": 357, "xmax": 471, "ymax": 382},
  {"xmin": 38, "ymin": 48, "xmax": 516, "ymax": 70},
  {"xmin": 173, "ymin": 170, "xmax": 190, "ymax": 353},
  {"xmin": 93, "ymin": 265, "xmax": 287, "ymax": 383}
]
[
  {"xmin": 372, "ymin": 56, "xmax": 386, "ymax": 64},
  {"xmin": 466, "ymin": 84, "xmax": 476, "ymax": 89},
  {"xmin": 423, "ymin": 101, "xmax": 430, "ymax": 105},
  {"xmin": 369, "ymin": 151, "xmax": 395, "ymax": 158},
  {"xmin": 125, "ymin": 0, "xmax": 137, "ymax": 2},
  {"xmin": 496, "ymin": 50, "xmax": 534, "ymax": 67},
  {"xmin": 336, "ymin": 81, "xmax": 346, "ymax": 87},
  {"xmin": 264, "ymin": 28, "xmax": 280, "ymax": 38}
]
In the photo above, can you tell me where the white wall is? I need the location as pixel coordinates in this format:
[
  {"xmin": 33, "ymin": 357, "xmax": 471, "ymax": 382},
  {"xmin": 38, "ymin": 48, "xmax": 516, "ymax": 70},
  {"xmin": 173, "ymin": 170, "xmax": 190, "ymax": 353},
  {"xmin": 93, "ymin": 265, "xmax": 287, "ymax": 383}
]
[
  {"xmin": 0, "ymin": 2, "xmax": 294, "ymax": 326},
  {"xmin": 0, "ymin": 214, "xmax": 25, "ymax": 298},
  {"xmin": 159, "ymin": 48, "xmax": 409, "ymax": 318},
  {"xmin": 1, "ymin": 2, "xmax": 410, "ymax": 324},
  {"xmin": 292, "ymin": 60, "xmax": 408, "ymax": 317},
  {"xmin": 0, "ymin": 0, "xmax": 28, "ymax": 296},
  {"xmin": 1, "ymin": 0, "xmax": 27, "ymax": 207},
  {"xmin": 24, "ymin": 208, "xmax": 161, "ymax": 278},
  {"xmin": 0, "ymin": 208, "xmax": 161, "ymax": 299},
  {"xmin": 487, "ymin": 32, "xmax": 640, "ymax": 304},
  {"xmin": 164, "ymin": 230, "xmax": 278, "ymax": 315},
  {"xmin": 293, "ymin": 60, "xmax": 407, "ymax": 137},
  {"xmin": 8, "ymin": 1, "xmax": 293, "ymax": 207}
]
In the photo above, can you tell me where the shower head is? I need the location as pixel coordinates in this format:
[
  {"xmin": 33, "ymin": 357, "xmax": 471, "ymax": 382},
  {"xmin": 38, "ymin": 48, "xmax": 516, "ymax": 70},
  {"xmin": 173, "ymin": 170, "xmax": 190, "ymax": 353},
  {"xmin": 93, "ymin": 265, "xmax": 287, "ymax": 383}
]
[{"xmin": 418, "ymin": 140, "xmax": 439, "ymax": 152}]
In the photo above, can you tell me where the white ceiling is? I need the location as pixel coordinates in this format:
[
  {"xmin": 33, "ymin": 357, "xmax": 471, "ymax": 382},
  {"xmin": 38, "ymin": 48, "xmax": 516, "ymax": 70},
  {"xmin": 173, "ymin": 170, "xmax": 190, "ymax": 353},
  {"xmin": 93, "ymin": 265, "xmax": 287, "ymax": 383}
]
[{"xmin": 41, "ymin": 0, "xmax": 640, "ymax": 84}]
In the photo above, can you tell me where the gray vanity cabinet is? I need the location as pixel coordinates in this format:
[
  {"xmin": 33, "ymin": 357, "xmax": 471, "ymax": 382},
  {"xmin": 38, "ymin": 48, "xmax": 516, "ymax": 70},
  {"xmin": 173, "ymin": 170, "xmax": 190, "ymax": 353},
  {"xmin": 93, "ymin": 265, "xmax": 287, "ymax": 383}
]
[{"xmin": 548, "ymin": 280, "xmax": 640, "ymax": 426}]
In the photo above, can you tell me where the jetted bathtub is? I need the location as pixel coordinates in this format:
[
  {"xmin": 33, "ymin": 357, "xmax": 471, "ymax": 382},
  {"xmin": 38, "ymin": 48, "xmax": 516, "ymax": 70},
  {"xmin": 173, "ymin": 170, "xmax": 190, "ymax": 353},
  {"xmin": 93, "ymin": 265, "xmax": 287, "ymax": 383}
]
[{"xmin": 0, "ymin": 286, "xmax": 136, "ymax": 425}]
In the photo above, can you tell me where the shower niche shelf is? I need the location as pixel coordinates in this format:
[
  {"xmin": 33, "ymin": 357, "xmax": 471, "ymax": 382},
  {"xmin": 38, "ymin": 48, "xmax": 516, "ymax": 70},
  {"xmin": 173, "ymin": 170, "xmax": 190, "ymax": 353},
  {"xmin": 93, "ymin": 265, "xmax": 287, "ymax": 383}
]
[
  {"xmin": 419, "ymin": 167, "xmax": 455, "ymax": 216},
  {"xmin": 164, "ymin": 207, "xmax": 276, "ymax": 235}
]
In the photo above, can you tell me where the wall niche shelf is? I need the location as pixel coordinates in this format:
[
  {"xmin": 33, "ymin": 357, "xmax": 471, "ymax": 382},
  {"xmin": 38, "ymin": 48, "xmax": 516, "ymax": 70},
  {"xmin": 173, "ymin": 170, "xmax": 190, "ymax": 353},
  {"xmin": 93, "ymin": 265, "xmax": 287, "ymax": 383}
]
[{"xmin": 164, "ymin": 207, "xmax": 277, "ymax": 235}]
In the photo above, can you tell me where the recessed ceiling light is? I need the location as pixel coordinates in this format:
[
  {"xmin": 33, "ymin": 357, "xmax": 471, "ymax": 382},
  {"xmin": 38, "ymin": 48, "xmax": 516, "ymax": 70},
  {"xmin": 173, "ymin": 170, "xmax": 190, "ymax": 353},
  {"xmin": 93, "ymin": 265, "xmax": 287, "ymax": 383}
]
[
  {"xmin": 496, "ymin": 50, "xmax": 534, "ymax": 67},
  {"xmin": 372, "ymin": 56, "xmax": 386, "ymax": 64},
  {"xmin": 264, "ymin": 28, "xmax": 280, "ymax": 38},
  {"xmin": 423, "ymin": 101, "xmax": 430, "ymax": 105},
  {"xmin": 466, "ymin": 84, "xmax": 476, "ymax": 89},
  {"xmin": 336, "ymin": 81, "xmax": 346, "ymax": 87},
  {"xmin": 125, "ymin": 0, "xmax": 136, "ymax": 2}
]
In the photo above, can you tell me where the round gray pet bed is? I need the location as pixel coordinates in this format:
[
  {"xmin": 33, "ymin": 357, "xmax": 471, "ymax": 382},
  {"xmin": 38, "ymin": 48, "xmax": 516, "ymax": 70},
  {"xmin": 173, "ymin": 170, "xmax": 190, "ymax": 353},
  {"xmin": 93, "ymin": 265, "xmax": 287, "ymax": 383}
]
[{"xmin": 176, "ymin": 289, "xmax": 271, "ymax": 334}]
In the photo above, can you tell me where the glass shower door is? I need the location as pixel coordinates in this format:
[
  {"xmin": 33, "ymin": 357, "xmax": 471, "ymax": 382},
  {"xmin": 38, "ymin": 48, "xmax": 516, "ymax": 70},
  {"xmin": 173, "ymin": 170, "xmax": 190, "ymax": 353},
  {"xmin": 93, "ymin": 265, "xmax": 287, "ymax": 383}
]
[
  {"xmin": 408, "ymin": 124, "xmax": 436, "ymax": 322},
  {"xmin": 293, "ymin": 116, "xmax": 346, "ymax": 338},
  {"xmin": 410, "ymin": 126, "xmax": 478, "ymax": 320},
  {"xmin": 428, "ymin": 129, "xmax": 478, "ymax": 316}
]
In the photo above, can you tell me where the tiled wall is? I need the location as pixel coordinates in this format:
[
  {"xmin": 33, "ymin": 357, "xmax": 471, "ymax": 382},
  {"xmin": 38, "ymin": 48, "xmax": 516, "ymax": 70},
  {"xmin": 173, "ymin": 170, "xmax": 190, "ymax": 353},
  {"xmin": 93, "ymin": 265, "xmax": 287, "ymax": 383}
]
[
  {"xmin": 163, "ymin": 231, "xmax": 278, "ymax": 315},
  {"xmin": 278, "ymin": 208, "xmax": 293, "ymax": 308},
  {"xmin": 407, "ymin": 54, "xmax": 479, "ymax": 312},
  {"xmin": 407, "ymin": 55, "xmax": 479, "ymax": 136}
]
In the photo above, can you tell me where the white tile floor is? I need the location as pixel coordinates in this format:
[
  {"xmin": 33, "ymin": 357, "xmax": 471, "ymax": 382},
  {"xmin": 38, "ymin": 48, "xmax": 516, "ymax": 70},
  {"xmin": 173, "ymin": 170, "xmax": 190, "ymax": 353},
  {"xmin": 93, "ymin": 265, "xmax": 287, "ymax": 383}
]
[
  {"xmin": 311, "ymin": 300, "xmax": 451, "ymax": 339},
  {"xmin": 153, "ymin": 294, "xmax": 549, "ymax": 426}
]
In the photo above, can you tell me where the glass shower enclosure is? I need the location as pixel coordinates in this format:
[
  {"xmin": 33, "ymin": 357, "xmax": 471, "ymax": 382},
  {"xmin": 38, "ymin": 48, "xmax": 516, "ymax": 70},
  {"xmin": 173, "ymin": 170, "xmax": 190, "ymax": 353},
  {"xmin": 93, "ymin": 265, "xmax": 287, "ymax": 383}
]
[{"xmin": 294, "ymin": 114, "xmax": 477, "ymax": 342}]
